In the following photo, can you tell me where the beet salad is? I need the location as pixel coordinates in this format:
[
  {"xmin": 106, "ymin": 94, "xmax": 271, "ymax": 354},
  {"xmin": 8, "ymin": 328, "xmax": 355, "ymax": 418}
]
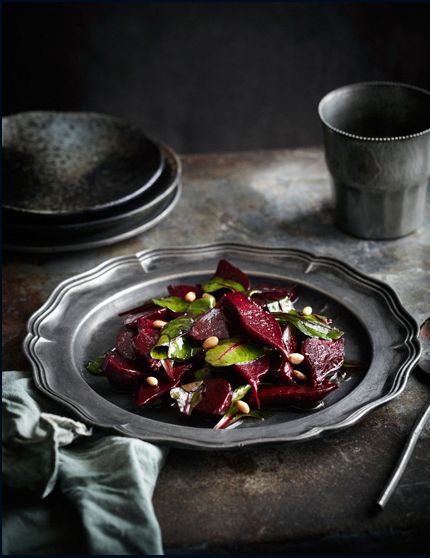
[{"xmin": 86, "ymin": 259, "xmax": 350, "ymax": 429}]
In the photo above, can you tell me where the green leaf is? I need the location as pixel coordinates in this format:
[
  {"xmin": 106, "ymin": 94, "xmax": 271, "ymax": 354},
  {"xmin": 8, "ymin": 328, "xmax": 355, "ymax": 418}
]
[
  {"xmin": 273, "ymin": 310, "xmax": 344, "ymax": 340},
  {"xmin": 161, "ymin": 316, "xmax": 194, "ymax": 338},
  {"xmin": 150, "ymin": 334, "xmax": 170, "ymax": 359},
  {"xmin": 169, "ymin": 337, "xmax": 201, "ymax": 360},
  {"xmin": 215, "ymin": 384, "xmax": 251, "ymax": 423},
  {"xmin": 150, "ymin": 316, "xmax": 196, "ymax": 360},
  {"xmin": 224, "ymin": 384, "xmax": 251, "ymax": 420},
  {"xmin": 170, "ymin": 381, "xmax": 205, "ymax": 416},
  {"xmin": 187, "ymin": 296, "xmax": 215, "ymax": 316},
  {"xmin": 194, "ymin": 366, "xmax": 212, "ymax": 381},
  {"xmin": 85, "ymin": 353, "xmax": 107, "ymax": 375},
  {"xmin": 153, "ymin": 294, "xmax": 215, "ymax": 316},
  {"xmin": 152, "ymin": 296, "xmax": 189, "ymax": 313},
  {"xmin": 232, "ymin": 384, "xmax": 252, "ymax": 402},
  {"xmin": 205, "ymin": 337, "xmax": 265, "ymax": 367},
  {"xmin": 151, "ymin": 334, "xmax": 200, "ymax": 361},
  {"xmin": 213, "ymin": 384, "xmax": 266, "ymax": 429},
  {"xmin": 266, "ymin": 296, "xmax": 294, "ymax": 313},
  {"xmin": 202, "ymin": 277, "xmax": 245, "ymax": 293}
]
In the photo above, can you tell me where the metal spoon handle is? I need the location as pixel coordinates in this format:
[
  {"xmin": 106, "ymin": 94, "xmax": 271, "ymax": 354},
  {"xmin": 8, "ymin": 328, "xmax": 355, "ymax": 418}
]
[{"xmin": 377, "ymin": 396, "xmax": 430, "ymax": 509}]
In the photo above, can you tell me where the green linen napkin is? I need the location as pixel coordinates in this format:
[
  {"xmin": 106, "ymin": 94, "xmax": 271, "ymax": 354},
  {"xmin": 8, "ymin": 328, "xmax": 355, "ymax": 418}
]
[{"xmin": 2, "ymin": 371, "xmax": 168, "ymax": 555}]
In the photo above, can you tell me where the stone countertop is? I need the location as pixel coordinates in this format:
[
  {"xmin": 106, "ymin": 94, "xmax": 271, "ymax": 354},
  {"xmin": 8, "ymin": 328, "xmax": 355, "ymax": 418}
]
[{"xmin": 3, "ymin": 148, "xmax": 429, "ymax": 553}]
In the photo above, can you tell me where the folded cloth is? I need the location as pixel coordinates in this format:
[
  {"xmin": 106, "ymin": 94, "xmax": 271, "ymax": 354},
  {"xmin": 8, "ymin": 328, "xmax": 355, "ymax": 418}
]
[{"xmin": 2, "ymin": 371, "xmax": 168, "ymax": 555}]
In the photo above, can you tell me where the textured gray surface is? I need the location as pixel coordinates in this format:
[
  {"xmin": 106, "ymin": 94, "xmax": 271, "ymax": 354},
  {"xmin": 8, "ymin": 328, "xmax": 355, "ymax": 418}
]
[{"xmin": 3, "ymin": 148, "xmax": 429, "ymax": 553}]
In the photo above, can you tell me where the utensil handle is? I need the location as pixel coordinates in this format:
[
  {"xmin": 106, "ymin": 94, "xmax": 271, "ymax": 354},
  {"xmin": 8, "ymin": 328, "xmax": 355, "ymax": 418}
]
[{"xmin": 377, "ymin": 397, "xmax": 430, "ymax": 509}]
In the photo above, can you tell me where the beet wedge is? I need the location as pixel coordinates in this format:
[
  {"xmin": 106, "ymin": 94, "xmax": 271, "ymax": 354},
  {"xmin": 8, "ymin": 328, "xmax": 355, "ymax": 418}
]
[
  {"xmin": 132, "ymin": 320, "xmax": 162, "ymax": 372},
  {"xmin": 251, "ymin": 284, "xmax": 297, "ymax": 307},
  {"xmin": 302, "ymin": 337, "xmax": 345, "ymax": 386},
  {"xmin": 275, "ymin": 323, "xmax": 299, "ymax": 384},
  {"xmin": 250, "ymin": 383, "xmax": 337, "ymax": 409},
  {"xmin": 195, "ymin": 377, "xmax": 233, "ymax": 416},
  {"xmin": 233, "ymin": 355, "xmax": 271, "ymax": 409},
  {"xmin": 189, "ymin": 308, "xmax": 230, "ymax": 341},
  {"xmin": 171, "ymin": 377, "xmax": 233, "ymax": 417},
  {"xmin": 214, "ymin": 259, "xmax": 251, "ymax": 291},
  {"xmin": 162, "ymin": 359, "xmax": 195, "ymax": 383},
  {"xmin": 115, "ymin": 329, "xmax": 137, "ymax": 361},
  {"xmin": 223, "ymin": 291, "xmax": 294, "ymax": 382},
  {"xmin": 103, "ymin": 353, "xmax": 145, "ymax": 391},
  {"xmin": 136, "ymin": 363, "xmax": 192, "ymax": 407},
  {"xmin": 124, "ymin": 307, "xmax": 168, "ymax": 329}
]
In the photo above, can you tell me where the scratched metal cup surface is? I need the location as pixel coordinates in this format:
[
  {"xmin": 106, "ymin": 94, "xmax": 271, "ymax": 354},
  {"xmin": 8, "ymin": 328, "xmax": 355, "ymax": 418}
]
[{"xmin": 318, "ymin": 82, "xmax": 430, "ymax": 239}]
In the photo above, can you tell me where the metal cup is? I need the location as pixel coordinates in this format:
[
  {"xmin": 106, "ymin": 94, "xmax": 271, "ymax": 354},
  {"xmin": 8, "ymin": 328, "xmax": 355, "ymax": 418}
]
[{"xmin": 318, "ymin": 82, "xmax": 430, "ymax": 239}]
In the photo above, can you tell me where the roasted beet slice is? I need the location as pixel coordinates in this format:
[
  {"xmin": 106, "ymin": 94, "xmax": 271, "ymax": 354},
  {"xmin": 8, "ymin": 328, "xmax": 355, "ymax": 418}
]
[
  {"xmin": 195, "ymin": 377, "xmax": 233, "ymax": 416},
  {"xmin": 124, "ymin": 307, "xmax": 168, "ymax": 329},
  {"xmin": 223, "ymin": 291, "xmax": 293, "ymax": 381},
  {"xmin": 167, "ymin": 284, "xmax": 202, "ymax": 298},
  {"xmin": 250, "ymin": 383, "xmax": 337, "ymax": 409},
  {"xmin": 302, "ymin": 337, "xmax": 345, "ymax": 386},
  {"xmin": 132, "ymin": 320, "xmax": 162, "ymax": 372},
  {"xmin": 115, "ymin": 330, "xmax": 136, "ymax": 361},
  {"xmin": 233, "ymin": 355, "xmax": 271, "ymax": 409},
  {"xmin": 272, "ymin": 323, "xmax": 298, "ymax": 384},
  {"xmin": 135, "ymin": 363, "xmax": 192, "ymax": 406},
  {"xmin": 136, "ymin": 380, "xmax": 171, "ymax": 406},
  {"xmin": 251, "ymin": 284, "xmax": 297, "ymax": 306},
  {"xmin": 258, "ymin": 284, "xmax": 297, "ymax": 300},
  {"xmin": 162, "ymin": 360, "xmax": 194, "ymax": 383},
  {"xmin": 214, "ymin": 259, "xmax": 251, "ymax": 291},
  {"xmin": 133, "ymin": 320, "xmax": 160, "ymax": 355},
  {"xmin": 103, "ymin": 353, "xmax": 145, "ymax": 391},
  {"xmin": 189, "ymin": 308, "xmax": 230, "ymax": 341},
  {"xmin": 136, "ymin": 313, "xmax": 168, "ymax": 332},
  {"xmin": 283, "ymin": 323, "xmax": 298, "ymax": 354}
]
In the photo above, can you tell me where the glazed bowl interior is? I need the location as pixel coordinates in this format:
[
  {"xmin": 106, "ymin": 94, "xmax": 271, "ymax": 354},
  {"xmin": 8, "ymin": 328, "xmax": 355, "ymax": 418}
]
[{"xmin": 2, "ymin": 111, "xmax": 163, "ymax": 218}]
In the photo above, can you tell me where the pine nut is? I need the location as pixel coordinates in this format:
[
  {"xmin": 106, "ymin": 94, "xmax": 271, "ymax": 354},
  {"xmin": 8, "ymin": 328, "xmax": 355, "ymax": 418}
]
[
  {"xmin": 288, "ymin": 353, "xmax": 305, "ymax": 365},
  {"xmin": 202, "ymin": 336, "xmax": 219, "ymax": 350},
  {"xmin": 302, "ymin": 306, "xmax": 313, "ymax": 316},
  {"xmin": 153, "ymin": 319, "xmax": 167, "ymax": 328},
  {"xmin": 146, "ymin": 376, "xmax": 159, "ymax": 386},
  {"xmin": 184, "ymin": 291, "xmax": 197, "ymax": 302},
  {"xmin": 293, "ymin": 369, "xmax": 307, "ymax": 382},
  {"xmin": 236, "ymin": 400, "xmax": 250, "ymax": 414}
]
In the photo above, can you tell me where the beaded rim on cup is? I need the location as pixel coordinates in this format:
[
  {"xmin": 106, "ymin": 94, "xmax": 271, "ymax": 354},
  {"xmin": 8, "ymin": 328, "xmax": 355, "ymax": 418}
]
[{"xmin": 318, "ymin": 81, "xmax": 430, "ymax": 142}]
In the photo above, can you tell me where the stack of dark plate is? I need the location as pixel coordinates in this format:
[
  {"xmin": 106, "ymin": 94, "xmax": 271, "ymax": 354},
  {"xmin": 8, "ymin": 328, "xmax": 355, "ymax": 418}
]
[{"xmin": 3, "ymin": 112, "xmax": 181, "ymax": 252}]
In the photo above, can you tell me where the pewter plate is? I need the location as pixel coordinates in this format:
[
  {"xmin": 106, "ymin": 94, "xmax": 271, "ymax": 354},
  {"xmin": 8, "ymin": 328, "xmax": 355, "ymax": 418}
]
[{"xmin": 24, "ymin": 244, "xmax": 420, "ymax": 449}]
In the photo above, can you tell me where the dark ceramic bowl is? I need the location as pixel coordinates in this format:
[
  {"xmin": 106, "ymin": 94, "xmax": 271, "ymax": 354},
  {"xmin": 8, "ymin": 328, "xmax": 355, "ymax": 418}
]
[
  {"xmin": 4, "ymin": 142, "xmax": 180, "ymax": 237},
  {"xmin": 2, "ymin": 111, "xmax": 164, "ymax": 221},
  {"xmin": 318, "ymin": 82, "xmax": 430, "ymax": 239},
  {"xmin": 4, "ymin": 186, "xmax": 181, "ymax": 253}
]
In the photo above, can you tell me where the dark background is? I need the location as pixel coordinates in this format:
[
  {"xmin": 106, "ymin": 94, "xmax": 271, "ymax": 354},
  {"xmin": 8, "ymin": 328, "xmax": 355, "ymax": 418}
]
[{"xmin": 4, "ymin": 1, "xmax": 430, "ymax": 153}]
